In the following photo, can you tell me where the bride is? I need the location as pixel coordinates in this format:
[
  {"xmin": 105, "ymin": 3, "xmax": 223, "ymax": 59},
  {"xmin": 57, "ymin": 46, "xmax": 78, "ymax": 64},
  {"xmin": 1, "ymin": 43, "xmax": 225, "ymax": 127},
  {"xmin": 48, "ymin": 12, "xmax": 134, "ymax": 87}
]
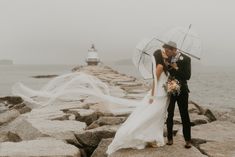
[{"xmin": 106, "ymin": 48, "xmax": 171, "ymax": 155}]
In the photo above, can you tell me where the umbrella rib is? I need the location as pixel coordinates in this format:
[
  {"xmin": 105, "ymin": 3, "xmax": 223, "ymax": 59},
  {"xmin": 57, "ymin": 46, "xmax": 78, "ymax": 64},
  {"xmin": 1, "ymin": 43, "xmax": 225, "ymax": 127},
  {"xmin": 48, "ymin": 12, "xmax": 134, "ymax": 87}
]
[
  {"xmin": 153, "ymin": 37, "xmax": 200, "ymax": 60},
  {"xmin": 180, "ymin": 24, "xmax": 191, "ymax": 49}
]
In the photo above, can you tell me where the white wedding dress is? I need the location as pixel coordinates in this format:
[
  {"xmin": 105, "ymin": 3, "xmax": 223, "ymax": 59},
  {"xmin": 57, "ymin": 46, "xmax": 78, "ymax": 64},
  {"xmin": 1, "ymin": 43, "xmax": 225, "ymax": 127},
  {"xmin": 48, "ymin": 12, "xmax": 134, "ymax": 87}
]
[{"xmin": 106, "ymin": 68, "xmax": 169, "ymax": 155}]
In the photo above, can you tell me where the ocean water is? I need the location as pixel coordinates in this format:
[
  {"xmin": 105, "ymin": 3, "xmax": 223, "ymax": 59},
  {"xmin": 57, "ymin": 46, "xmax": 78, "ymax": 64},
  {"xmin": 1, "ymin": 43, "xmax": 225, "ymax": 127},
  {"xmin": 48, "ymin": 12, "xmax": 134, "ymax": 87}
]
[
  {"xmin": 108, "ymin": 63, "xmax": 235, "ymax": 109},
  {"xmin": 0, "ymin": 64, "xmax": 75, "ymax": 96},
  {"xmin": 0, "ymin": 64, "xmax": 234, "ymax": 109}
]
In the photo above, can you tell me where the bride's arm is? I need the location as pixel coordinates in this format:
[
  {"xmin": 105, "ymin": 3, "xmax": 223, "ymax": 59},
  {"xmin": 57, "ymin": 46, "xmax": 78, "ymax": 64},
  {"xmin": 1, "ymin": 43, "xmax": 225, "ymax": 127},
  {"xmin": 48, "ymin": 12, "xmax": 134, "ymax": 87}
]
[{"xmin": 149, "ymin": 64, "xmax": 164, "ymax": 102}]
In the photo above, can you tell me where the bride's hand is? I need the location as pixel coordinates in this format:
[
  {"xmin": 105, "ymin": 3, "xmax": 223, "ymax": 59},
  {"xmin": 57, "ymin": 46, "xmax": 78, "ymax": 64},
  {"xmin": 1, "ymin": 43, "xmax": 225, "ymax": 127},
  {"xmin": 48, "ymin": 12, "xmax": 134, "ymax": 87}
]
[{"xmin": 149, "ymin": 98, "xmax": 154, "ymax": 104}]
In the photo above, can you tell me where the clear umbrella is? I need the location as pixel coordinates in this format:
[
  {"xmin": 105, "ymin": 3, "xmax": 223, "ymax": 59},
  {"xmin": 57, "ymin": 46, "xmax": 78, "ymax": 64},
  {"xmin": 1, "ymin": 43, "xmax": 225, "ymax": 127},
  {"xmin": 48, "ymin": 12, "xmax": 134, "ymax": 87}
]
[{"xmin": 133, "ymin": 25, "xmax": 202, "ymax": 80}]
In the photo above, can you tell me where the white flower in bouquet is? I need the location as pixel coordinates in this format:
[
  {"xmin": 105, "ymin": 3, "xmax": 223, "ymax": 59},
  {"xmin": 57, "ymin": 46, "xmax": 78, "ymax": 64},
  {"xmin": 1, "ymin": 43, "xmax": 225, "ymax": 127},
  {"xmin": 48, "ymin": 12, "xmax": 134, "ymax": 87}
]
[{"xmin": 163, "ymin": 78, "xmax": 181, "ymax": 96}]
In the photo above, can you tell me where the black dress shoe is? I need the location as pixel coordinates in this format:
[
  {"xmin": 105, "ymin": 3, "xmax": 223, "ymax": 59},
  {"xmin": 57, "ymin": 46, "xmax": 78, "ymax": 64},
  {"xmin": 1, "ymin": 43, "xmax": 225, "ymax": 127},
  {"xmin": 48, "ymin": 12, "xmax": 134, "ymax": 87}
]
[
  {"xmin": 166, "ymin": 140, "xmax": 173, "ymax": 145},
  {"xmin": 185, "ymin": 141, "xmax": 192, "ymax": 149}
]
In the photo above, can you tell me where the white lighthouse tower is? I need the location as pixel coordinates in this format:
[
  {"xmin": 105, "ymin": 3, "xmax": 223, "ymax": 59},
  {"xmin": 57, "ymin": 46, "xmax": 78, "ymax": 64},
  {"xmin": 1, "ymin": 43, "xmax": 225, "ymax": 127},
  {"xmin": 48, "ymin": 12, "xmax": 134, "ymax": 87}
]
[{"xmin": 86, "ymin": 44, "xmax": 100, "ymax": 66}]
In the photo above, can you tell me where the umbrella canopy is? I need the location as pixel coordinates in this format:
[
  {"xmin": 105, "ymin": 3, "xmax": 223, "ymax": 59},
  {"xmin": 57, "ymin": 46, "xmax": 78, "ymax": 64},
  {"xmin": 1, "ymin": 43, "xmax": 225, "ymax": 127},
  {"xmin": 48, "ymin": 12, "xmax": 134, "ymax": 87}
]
[
  {"xmin": 133, "ymin": 25, "xmax": 202, "ymax": 80},
  {"xmin": 161, "ymin": 25, "xmax": 202, "ymax": 60}
]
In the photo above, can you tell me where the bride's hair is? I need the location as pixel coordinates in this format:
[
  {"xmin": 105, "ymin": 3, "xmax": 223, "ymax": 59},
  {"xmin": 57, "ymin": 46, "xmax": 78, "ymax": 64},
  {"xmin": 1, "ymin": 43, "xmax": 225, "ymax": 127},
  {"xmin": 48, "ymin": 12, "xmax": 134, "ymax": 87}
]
[{"xmin": 153, "ymin": 49, "xmax": 168, "ymax": 76}]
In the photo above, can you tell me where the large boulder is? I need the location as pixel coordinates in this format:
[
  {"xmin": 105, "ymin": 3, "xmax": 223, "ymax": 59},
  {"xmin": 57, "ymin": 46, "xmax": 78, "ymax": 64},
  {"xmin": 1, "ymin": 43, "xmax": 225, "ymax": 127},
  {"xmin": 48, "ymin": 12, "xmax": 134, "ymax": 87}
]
[
  {"xmin": 65, "ymin": 109, "xmax": 101, "ymax": 125},
  {"xmin": 3, "ymin": 117, "xmax": 86, "ymax": 141},
  {"xmin": 0, "ymin": 102, "xmax": 8, "ymax": 113},
  {"xmin": 0, "ymin": 109, "xmax": 20, "ymax": 125},
  {"xmin": 0, "ymin": 131, "xmax": 21, "ymax": 142},
  {"xmin": 9, "ymin": 103, "xmax": 32, "ymax": 114},
  {"xmin": 192, "ymin": 121, "xmax": 235, "ymax": 157},
  {"xmin": 75, "ymin": 125, "xmax": 119, "ymax": 148},
  {"xmin": 91, "ymin": 138, "xmax": 113, "ymax": 157},
  {"xmin": 192, "ymin": 121, "xmax": 235, "ymax": 141},
  {"xmin": 174, "ymin": 113, "xmax": 209, "ymax": 126},
  {"xmin": 108, "ymin": 86, "xmax": 126, "ymax": 97},
  {"xmin": 0, "ymin": 96, "xmax": 23, "ymax": 105},
  {"xmin": 92, "ymin": 135, "xmax": 206, "ymax": 157},
  {"xmin": 86, "ymin": 116, "xmax": 127, "ymax": 130},
  {"xmin": 0, "ymin": 117, "xmax": 46, "ymax": 140},
  {"xmin": 206, "ymin": 107, "xmax": 235, "ymax": 123},
  {"xmin": 75, "ymin": 125, "xmax": 119, "ymax": 156},
  {"xmin": 0, "ymin": 138, "xmax": 81, "ymax": 157},
  {"xmin": 173, "ymin": 102, "xmax": 215, "ymax": 126}
]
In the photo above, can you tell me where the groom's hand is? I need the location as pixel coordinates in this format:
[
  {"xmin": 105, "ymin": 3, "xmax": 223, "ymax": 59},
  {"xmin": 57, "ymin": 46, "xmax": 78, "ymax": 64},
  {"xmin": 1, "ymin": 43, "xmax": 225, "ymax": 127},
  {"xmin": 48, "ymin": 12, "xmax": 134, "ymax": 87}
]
[{"xmin": 170, "ymin": 63, "xmax": 179, "ymax": 70}]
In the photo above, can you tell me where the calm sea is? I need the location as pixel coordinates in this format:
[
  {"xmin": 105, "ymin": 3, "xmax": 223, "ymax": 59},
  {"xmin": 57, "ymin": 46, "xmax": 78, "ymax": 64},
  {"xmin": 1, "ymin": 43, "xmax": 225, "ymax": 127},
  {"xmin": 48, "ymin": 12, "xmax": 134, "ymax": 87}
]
[
  {"xmin": 108, "ymin": 63, "xmax": 235, "ymax": 109},
  {"xmin": 0, "ymin": 64, "xmax": 75, "ymax": 96},
  {"xmin": 0, "ymin": 63, "xmax": 234, "ymax": 109}
]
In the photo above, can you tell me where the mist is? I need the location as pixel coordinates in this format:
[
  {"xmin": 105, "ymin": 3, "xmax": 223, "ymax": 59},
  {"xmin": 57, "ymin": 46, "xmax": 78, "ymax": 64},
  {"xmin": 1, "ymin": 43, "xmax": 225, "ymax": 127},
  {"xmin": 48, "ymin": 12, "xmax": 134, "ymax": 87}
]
[{"xmin": 0, "ymin": 0, "xmax": 234, "ymax": 66}]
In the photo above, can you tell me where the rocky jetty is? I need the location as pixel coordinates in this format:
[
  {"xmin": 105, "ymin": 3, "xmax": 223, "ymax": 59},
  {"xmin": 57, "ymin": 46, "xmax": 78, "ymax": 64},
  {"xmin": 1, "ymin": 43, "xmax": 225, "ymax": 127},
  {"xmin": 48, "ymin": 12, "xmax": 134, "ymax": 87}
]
[{"xmin": 0, "ymin": 64, "xmax": 234, "ymax": 157}]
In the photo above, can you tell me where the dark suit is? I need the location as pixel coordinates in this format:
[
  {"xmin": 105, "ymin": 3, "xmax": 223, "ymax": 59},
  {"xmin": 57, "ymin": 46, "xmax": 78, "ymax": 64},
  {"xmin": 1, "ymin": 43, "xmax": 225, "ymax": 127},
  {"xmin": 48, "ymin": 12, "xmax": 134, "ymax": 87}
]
[{"xmin": 166, "ymin": 53, "xmax": 191, "ymax": 141}]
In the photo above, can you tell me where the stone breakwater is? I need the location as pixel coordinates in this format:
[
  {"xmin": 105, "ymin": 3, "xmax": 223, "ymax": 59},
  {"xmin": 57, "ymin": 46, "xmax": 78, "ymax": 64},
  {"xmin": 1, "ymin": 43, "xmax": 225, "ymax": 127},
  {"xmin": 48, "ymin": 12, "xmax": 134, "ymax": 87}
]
[{"xmin": 0, "ymin": 65, "xmax": 234, "ymax": 157}]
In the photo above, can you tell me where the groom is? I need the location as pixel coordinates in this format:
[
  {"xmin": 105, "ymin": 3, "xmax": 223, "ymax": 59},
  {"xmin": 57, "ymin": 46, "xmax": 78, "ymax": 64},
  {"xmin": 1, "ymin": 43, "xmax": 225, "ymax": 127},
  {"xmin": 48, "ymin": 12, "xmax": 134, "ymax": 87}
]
[{"xmin": 163, "ymin": 41, "xmax": 192, "ymax": 148}]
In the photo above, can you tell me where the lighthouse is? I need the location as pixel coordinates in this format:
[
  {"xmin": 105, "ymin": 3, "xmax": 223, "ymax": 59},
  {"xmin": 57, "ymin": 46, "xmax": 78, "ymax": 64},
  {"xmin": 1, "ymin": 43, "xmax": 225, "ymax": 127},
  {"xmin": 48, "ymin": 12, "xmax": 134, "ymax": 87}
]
[{"xmin": 86, "ymin": 44, "xmax": 100, "ymax": 66}]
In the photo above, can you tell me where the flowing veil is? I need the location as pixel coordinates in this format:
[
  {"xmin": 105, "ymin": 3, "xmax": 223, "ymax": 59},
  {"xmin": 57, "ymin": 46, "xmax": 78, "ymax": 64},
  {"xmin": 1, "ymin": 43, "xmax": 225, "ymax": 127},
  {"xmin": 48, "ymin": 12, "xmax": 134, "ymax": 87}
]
[
  {"xmin": 12, "ymin": 25, "xmax": 201, "ymax": 115},
  {"xmin": 12, "ymin": 56, "xmax": 157, "ymax": 115}
]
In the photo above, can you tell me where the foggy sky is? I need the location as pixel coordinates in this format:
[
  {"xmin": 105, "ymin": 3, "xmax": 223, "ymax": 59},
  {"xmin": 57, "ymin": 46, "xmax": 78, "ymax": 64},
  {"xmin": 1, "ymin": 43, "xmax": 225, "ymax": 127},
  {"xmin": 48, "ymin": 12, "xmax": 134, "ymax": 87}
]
[{"xmin": 0, "ymin": 0, "xmax": 235, "ymax": 66}]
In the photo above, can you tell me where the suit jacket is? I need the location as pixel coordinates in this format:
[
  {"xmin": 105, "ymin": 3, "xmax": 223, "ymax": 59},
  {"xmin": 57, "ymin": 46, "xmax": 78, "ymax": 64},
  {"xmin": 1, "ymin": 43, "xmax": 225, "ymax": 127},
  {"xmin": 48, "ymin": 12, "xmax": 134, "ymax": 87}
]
[{"xmin": 168, "ymin": 53, "xmax": 191, "ymax": 93}]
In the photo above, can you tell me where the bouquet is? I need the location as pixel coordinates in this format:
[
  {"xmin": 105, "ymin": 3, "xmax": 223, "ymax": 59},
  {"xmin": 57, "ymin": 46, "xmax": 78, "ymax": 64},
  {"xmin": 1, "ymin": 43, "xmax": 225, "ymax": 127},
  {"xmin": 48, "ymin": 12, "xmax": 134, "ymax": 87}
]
[{"xmin": 163, "ymin": 77, "xmax": 181, "ymax": 96}]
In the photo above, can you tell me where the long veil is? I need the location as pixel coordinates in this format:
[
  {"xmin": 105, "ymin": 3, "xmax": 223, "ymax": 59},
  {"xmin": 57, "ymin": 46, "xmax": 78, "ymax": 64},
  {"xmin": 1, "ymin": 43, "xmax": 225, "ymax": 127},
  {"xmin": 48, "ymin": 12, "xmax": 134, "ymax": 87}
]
[{"xmin": 12, "ymin": 61, "xmax": 156, "ymax": 114}]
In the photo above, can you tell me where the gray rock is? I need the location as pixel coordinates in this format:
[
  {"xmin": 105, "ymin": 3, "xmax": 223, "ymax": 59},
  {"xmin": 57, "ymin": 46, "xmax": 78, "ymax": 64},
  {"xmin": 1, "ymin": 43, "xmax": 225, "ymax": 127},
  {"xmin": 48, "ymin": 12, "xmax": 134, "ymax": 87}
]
[
  {"xmin": 199, "ymin": 141, "xmax": 235, "ymax": 157},
  {"xmin": 66, "ymin": 109, "xmax": 102, "ymax": 125},
  {"xmin": 125, "ymin": 88, "xmax": 149, "ymax": 94},
  {"xmin": 0, "ymin": 96, "xmax": 23, "ymax": 105},
  {"xmin": 0, "ymin": 114, "xmax": 86, "ymax": 146},
  {"xmin": 0, "ymin": 138, "xmax": 81, "ymax": 157},
  {"xmin": 18, "ymin": 105, "xmax": 32, "ymax": 114},
  {"xmin": 188, "ymin": 101, "xmax": 217, "ymax": 122},
  {"xmin": 192, "ymin": 121, "xmax": 235, "ymax": 141},
  {"xmin": 91, "ymin": 138, "xmax": 113, "ymax": 157},
  {"xmin": 192, "ymin": 121, "xmax": 235, "ymax": 157},
  {"xmin": 207, "ymin": 107, "xmax": 235, "ymax": 123},
  {"xmin": 0, "ymin": 103, "xmax": 8, "ymax": 113},
  {"xmin": 86, "ymin": 117, "xmax": 126, "ymax": 130},
  {"xmin": 0, "ymin": 109, "xmax": 20, "ymax": 125},
  {"xmin": 0, "ymin": 117, "xmax": 47, "ymax": 140},
  {"xmin": 174, "ymin": 103, "xmax": 212, "ymax": 126},
  {"xmin": 75, "ymin": 125, "xmax": 119, "ymax": 148},
  {"xmin": 204, "ymin": 109, "xmax": 217, "ymax": 122},
  {"xmin": 75, "ymin": 125, "xmax": 119, "ymax": 157},
  {"xmin": 175, "ymin": 113, "xmax": 209, "ymax": 126},
  {"xmin": 0, "ymin": 131, "xmax": 21, "ymax": 142},
  {"xmin": 123, "ymin": 93, "xmax": 146, "ymax": 100},
  {"xmin": 109, "ymin": 86, "xmax": 126, "ymax": 97},
  {"xmin": 88, "ymin": 102, "xmax": 116, "ymax": 116},
  {"xmin": 188, "ymin": 101, "xmax": 205, "ymax": 114},
  {"xmin": 95, "ymin": 135, "xmax": 206, "ymax": 157},
  {"xmin": 188, "ymin": 102, "xmax": 201, "ymax": 114}
]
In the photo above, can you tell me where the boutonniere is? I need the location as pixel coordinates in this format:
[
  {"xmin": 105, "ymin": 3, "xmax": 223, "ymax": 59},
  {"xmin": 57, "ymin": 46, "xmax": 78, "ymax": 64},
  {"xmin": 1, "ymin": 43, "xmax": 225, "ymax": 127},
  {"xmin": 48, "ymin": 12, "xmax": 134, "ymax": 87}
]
[{"xmin": 179, "ymin": 56, "xmax": 184, "ymax": 60}]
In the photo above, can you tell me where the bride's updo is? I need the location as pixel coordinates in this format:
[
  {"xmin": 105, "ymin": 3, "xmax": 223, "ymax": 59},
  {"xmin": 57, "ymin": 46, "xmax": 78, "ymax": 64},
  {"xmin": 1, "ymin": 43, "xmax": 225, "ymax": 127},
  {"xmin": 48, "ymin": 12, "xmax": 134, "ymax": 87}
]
[{"xmin": 153, "ymin": 49, "xmax": 168, "ymax": 76}]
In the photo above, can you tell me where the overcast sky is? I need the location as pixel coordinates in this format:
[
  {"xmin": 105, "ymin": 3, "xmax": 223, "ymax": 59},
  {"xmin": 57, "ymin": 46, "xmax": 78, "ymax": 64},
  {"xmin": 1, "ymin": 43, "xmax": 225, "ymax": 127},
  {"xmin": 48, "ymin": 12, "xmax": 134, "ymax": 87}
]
[{"xmin": 0, "ymin": 0, "xmax": 234, "ymax": 66}]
